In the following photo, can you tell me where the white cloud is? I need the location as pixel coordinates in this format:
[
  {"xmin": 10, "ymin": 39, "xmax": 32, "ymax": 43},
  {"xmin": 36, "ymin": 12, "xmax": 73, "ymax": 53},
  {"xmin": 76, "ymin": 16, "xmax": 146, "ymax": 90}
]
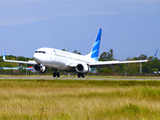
[
  {"xmin": 63, "ymin": 12, "xmax": 119, "ymax": 17},
  {"xmin": 101, "ymin": 0, "xmax": 160, "ymax": 2},
  {"xmin": 0, "ymin": 0, "xmax": 159, "ymax": 25},
  {"xmin": 0, "ymin": 17, "xmax": 48, "ymax": 25},
  {"xmin": 1, "ymin": 0, "xmax": 43, "ymax": 2}
]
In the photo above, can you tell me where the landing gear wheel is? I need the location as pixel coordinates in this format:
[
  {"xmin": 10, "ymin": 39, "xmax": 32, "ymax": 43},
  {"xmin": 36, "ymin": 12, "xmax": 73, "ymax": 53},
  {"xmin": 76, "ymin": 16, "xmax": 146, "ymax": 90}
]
[
  {"xmin": 53, "ymin": 72, "xmax": 56, "ymax": 77},
  {"xmin": 82, "ymin": 74, "xmax": 85, "ymax": 78},
  {"xmin": 78, "ymin": 73, "xmax": 85, "ymax": 78},
  {"xmin": 57, "ymin": 72, "xmax": 60, "ymax": 77},
  {"xmin": 78, "ymin": 73, "xmax": 81, "ymax": 78},
  {"xmin": 53, "ymin": 72, "xmax": 60, "ymax": 77}
]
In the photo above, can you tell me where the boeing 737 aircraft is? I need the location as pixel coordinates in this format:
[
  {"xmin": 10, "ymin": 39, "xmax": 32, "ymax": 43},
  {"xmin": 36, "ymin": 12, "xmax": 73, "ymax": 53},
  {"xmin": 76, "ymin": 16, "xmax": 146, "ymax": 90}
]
[{"xmin": 3, "ymin": 28, "xmax": 148, "ymax": 78}]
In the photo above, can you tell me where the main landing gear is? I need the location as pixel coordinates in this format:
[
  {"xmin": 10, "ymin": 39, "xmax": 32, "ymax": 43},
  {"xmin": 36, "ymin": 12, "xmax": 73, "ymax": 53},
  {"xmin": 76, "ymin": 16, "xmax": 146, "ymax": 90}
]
[
  {"xmin": 52, "ymin": 68, "xmax": 85, "ymax": 78},
  {"xmin": 53, "ymin": 72, "xmax": 60, "ymax": 77},
  {"xmin": 78, "ymin": 73, "xmax": 85, "ymax": 78},
  {"xmin": 52, "ymin": 69, "xmax": 60, "ymax": 77}
]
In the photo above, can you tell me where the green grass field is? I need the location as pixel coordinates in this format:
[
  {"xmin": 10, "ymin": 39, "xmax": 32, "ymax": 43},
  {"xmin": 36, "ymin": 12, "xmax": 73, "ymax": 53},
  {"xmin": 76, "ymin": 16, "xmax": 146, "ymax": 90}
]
[
  {"xmin": 0, "ymin": 79, "xmax": 160, "ymax": 120},
  {"xmin": 1, "ymin": 74, "xmax": 160, "ymax": 78}
]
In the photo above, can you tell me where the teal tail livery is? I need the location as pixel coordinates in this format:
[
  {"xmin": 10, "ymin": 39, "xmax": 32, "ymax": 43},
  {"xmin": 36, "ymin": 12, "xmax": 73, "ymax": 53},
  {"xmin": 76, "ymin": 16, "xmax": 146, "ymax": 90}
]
[
  {"xmin": 3, "ymin": 28, "xmax": 148, "ymax": 78},
  {"xmin": 152, "ymin": 49, "xmax": 158, "ymax": 60},
  {"xmin": 153, "ymin": 49, "xmax": 158, "ymax": 60},
  {"xmin": 90, "ymin": 28, "xmax": 102, "ymax": 61}
]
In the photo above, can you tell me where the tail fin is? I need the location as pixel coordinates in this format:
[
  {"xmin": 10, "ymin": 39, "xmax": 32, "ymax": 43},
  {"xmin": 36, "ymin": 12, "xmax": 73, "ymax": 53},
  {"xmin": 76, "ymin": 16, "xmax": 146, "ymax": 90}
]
[{"xmin": 90, "ymin": 28, "xmax": 102, "ymax": 61}]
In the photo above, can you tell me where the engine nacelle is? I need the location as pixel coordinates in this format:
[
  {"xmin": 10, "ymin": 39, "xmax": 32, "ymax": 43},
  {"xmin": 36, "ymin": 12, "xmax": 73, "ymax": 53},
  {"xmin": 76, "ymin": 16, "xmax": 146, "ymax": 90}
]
[
  {"xmin": 34, "ymin": 64, "xmax": 48, "ymax": 73},
  {"xmin": 76, "ymin": 64, "xmax": 91, "ymax": 73}
]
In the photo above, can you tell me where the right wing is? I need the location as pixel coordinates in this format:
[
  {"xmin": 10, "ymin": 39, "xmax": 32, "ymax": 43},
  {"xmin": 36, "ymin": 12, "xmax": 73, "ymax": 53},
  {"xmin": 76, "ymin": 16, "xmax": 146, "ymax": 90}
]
[
  {"xmin": 3, "ymin": 50, "xmax": 36, "ymax": 65},
  {"xmin": 3, "ymin": 59, "xmax": 36, "ymax": 64}
]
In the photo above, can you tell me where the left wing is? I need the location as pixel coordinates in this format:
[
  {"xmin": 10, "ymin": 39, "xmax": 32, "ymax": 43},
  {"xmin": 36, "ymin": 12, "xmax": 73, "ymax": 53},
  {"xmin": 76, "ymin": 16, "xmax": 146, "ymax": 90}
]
[
  {"xmin": 88, "ymin": 60, "xmax": 148, "ymax": 68},
  {"xmin": 68, "ymin": 60, "xmax": 148, "ymax": 68}
]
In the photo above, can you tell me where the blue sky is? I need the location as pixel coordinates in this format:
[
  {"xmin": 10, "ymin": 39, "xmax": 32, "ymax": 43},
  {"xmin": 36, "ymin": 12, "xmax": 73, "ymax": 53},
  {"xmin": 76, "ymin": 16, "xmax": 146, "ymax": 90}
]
[
  {"xmin": 0, "ymin": 0, "xmax": 160, "ymax": 25},
  {"xmin": 0, "ymin": 0, "xmax": 160, "ymax": 60}
]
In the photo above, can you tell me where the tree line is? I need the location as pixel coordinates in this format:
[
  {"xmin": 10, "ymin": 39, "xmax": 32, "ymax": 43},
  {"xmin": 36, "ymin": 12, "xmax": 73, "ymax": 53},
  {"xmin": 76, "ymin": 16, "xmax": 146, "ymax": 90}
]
[{"xmin": 0, "ymin": 49, "xmax": 159, "ymax": 75}]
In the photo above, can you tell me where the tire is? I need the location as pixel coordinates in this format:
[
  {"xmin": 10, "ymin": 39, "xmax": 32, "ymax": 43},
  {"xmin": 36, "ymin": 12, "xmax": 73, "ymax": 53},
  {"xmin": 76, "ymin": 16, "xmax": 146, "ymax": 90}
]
[
  {"xmin": 53, "ymin": 72, "xmax": 56, "ymax": 77},
  {"xmin": 78, "ymin": 73, "xmax": 85, "ymax": 78},
  {"xmin": 57, "ymin": 72, "xmax": 60, "ymax": 77},
  {"xmin": 78, "ymin": 73, "xmax": 81, "ymax": 78},
  {"xmin": 82, "ymin": 74, "xmax": 85, "ymax": 78}
]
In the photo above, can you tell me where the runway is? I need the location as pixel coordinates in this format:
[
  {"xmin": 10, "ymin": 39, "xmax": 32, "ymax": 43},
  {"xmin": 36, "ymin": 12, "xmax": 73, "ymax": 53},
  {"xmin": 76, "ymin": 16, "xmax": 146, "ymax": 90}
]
[{"xmin": 1, "ymin": 76, "xmax": 160, "ymax": 80}]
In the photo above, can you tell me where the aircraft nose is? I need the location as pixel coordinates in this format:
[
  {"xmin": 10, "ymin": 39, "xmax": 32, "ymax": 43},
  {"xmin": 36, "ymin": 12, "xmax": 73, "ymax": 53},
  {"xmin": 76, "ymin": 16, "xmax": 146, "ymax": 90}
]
[{"xmin": 34, "ymin": 53, "xmax": 41, "ymax": 63}]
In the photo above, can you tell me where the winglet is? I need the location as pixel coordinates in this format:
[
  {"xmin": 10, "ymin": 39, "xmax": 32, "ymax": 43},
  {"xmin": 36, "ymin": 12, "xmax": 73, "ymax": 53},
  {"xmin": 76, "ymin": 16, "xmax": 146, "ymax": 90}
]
[
  {"xmin": 3, "ymin": 49, "xmax": 6, "ymax": 61},
  {"xmin": 90, "ymin": 28, "xmax": 102, "ymax": 61},
  {"xmin": 149, "ymin": 49, "xmax": 158, "ymax": 61},
  {"xmin": 152, "ymin": 49, "xmax": 158, "ymax": 60}
]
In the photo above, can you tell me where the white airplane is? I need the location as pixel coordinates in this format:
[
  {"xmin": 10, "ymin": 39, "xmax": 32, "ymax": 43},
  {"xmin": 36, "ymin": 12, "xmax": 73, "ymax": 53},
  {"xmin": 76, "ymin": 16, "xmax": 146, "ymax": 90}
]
[{"xmin": 3, "ymin": 28, "xmax": 148, "ymax": 78}]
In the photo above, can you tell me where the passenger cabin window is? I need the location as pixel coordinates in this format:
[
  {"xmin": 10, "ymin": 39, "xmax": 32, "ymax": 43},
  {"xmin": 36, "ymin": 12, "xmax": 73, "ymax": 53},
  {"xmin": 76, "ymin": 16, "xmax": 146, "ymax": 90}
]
[{"xmin": 35, "ymin": 51, "xmax": 46, "ymax": 54}]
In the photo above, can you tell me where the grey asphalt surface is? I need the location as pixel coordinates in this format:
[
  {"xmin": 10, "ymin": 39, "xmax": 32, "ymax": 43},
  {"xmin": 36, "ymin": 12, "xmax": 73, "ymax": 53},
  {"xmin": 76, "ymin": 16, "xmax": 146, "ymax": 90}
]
[{"xmin": 0, "ymin": 76, "xmax": 160, "ymax": 80}]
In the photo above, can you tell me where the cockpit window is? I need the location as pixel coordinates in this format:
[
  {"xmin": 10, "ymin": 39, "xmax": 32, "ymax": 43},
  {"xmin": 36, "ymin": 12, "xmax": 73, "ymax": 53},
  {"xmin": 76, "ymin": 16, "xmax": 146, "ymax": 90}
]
[{"xmin": 35, "ymin": 51, "xmax": 46, "ymax": 54}]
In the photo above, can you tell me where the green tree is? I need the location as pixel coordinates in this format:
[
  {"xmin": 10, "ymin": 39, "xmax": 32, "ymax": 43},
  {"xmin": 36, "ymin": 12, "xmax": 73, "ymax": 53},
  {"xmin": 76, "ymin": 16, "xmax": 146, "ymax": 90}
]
[
  {"xmin": 98, "ymin": 49, "xmax": 114, "ymax": 74},
  {"xmin": 99, "ymin": 49, "xmax": 114, "ymax": 61},
  {"xmin": 99, "ymin": 52, "xmax": 108, "ymax": 61},
  {"xmin": 109, "ymin": 49, "xmax": 114, "ymax": 60},
  {"xmin": 62, "ymin": 49, "xmax": 66, "ymax": 51},
  {"xmin": 73, "ymin": 50, "xmax": 81, "ymax": 55},
  {"xmin": 139, "ymin": 54, "xmax": 148, "ymax": 60}
]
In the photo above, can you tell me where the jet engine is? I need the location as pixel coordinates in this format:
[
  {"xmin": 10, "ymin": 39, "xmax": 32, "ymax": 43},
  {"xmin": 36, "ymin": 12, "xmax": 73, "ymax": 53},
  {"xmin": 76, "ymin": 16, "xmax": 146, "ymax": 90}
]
[
  {"xmin": 34, "ymin": 64, "xmax": 48, "ymax": 73},
  {"xmin": 76, "ymin": 64, "xmax": 91, "ymax": 73}
]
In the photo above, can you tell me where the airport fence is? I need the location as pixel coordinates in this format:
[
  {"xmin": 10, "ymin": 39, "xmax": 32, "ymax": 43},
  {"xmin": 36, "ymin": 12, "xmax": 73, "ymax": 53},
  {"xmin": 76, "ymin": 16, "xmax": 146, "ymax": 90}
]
[
  {"xmin": 87, "ymin": 72, "xmax": 160, "ymax": 77},
  {"xmin": 0, "ymin": 70, "xmax": 160, "ymax": 77}
]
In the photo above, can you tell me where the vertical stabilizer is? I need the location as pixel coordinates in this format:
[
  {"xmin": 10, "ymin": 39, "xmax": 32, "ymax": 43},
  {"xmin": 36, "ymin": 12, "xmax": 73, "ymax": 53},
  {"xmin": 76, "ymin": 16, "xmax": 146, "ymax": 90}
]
[{"xmin": 90, "ymin": 28, "xmax": 102, "ymax": 61}]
